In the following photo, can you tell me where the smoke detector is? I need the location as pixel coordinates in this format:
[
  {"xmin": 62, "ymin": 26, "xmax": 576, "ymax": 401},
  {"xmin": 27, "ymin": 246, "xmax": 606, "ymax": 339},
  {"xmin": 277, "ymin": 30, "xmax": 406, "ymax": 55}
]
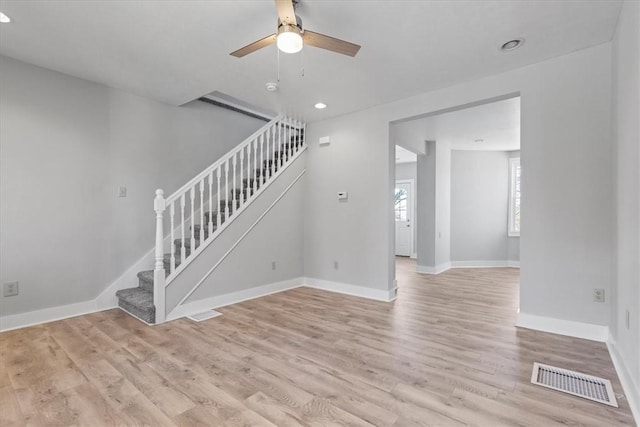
[{"xmin": 266, "ymin": 82, "xmax": 279, "ymax": 92}]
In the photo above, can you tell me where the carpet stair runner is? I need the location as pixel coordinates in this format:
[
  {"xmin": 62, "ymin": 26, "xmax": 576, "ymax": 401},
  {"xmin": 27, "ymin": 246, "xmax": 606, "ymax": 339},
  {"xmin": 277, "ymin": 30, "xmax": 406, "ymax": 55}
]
[{"xmin": 115, "ymin": 138, "xmax": 302, "ymax": 323}]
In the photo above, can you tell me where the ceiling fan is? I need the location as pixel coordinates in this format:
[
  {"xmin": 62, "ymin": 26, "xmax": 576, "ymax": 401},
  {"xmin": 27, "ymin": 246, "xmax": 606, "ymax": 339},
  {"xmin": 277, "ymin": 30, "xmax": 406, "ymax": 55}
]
[{"xmin": 230, "ymin": 0, "xmax": 361, "ymax": 58}]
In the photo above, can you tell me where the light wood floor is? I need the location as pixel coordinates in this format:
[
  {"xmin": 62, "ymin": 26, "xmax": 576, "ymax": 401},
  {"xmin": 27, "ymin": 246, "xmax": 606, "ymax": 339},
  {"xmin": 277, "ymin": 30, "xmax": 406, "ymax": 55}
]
[{"xmin": 1, "ymin": 258, "xmax": 635, "ymax": 426}]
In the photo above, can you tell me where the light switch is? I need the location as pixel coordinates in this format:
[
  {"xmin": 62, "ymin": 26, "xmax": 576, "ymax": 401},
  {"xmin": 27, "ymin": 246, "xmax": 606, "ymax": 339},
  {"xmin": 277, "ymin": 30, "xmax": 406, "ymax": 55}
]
[{"xmin": 319, "ymin": 136, "xmax": 331, "ymax": 146}]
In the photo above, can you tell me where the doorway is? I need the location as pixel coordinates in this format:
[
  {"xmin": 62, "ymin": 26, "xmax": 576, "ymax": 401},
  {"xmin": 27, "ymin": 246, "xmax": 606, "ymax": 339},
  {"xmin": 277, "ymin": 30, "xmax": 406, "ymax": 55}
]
[{"xmin": 395, "ymin": 179, "xmax": 414, "ymax": 256}]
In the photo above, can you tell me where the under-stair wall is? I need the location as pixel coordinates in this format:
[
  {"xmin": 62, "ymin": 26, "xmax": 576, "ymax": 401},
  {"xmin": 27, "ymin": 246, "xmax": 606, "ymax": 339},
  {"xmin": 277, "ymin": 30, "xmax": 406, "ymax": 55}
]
[{"xmin": 166, "ymin": 152, "xmax": 306, "ymax": 319}]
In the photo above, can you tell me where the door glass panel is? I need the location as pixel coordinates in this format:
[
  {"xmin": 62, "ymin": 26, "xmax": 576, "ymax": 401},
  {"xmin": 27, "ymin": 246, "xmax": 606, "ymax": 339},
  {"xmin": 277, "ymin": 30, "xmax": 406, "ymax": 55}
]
[{"xmin": 395, "ymin": 188, "xmax": 407, "ymax": 221}]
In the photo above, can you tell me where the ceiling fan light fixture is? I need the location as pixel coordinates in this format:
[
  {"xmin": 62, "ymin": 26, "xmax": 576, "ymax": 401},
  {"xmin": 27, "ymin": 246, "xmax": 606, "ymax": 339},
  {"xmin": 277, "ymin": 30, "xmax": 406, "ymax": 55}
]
[
  {"xmin": 0, "ymin": 12, "xmax": 11, "ymax": 23},
  {"xmin": 314, "ymin": 102, "xmax": 327, "ymax": 109},
  {"xmin": 277, "ymin": 24, "xmax": 303, "ymax": 54}
]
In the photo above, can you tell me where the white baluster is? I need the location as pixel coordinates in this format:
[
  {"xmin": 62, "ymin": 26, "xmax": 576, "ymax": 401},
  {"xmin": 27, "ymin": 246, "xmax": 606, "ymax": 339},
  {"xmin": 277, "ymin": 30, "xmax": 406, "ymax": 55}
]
[
  {"xmin": 239, "ymin": 148, "xmax": 245, "ymax": 206},
  {"xmin": 260, "ymin": 133, "xmax": 264, "ymax": 183},
  {"xmin": 271, "ymin": 124, "xmax": 276, "ymax": 175},
  {"xmin": 154, "ymin": 189, "xmax": 166, "ymax": 324},
  {"xmin": 216, "ymin": 166, "xmax": 221, "ymax": 228},
  {"xmin": 225, "ymin": 159, "xmax": 229, "ymax": 220},
  {"xmin": 180, "ymin": 193, "xmax": 186, "ymax": 263},
  {"xmin": 288, "ymin": 117, "xmax": 293, "ymax": 159},
  {"xmin": 278, "ymin": 121, "xmax": 283, "ymax": 168},
  {"xmin": 199, "ymin": 179, "xmax": 204, "ymax": 246},
  {"xmin": 303, "ymin": 121, "xmax": 306, "ymax": 147},
  {"xmin": 208, "ymin": 171, "xmax": 213, "ymax": 235},
  {"xmin": 232, "ymin": 154, "xmax": 237, "ymax": 211},
  {"xmin": 264, "ymin": 130, "xmax": 270, "ymax": 179},
  {"xmin": 253, "ymin": 138, "xmax": 258, "ymax": 193},
  {"xmin": 246, "ymin": 144, "xmax": 251, "ymax": 199},
  {"xmin": 190, "ymin": 187, "xmax": 195, "ymax": 254},
  {"xmin": 170, "ymin": 201, "xmax": 175, "ymax": 273},
  {"xmin": 295, "ymin": 119, "xmax": 301, "ymax": 152}
]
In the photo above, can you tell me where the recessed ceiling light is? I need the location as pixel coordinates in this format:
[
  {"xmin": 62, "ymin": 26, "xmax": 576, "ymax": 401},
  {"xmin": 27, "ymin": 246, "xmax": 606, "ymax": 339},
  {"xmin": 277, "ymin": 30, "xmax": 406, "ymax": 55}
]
[
  {"xmin": 0, "ymin": 12, "xmax": 11, "ymax": 23},
  {"xmin": 501, "ymin": 38, "xmax": 524, "ymax": 52},
  {"xmin": 314, "ymin": 102, "xmax": 327, "ymax": 109}
]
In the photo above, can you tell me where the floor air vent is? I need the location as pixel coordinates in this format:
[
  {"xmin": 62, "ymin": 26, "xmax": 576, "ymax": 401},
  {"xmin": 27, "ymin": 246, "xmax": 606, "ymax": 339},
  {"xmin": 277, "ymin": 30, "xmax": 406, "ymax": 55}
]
[
  {"xmin": 187, "ymin": 310, "xmax": 222, "ymax": 322},
  {"xmin": 531, "ymin": 362, "xmax": 618, "ymax": 407}
]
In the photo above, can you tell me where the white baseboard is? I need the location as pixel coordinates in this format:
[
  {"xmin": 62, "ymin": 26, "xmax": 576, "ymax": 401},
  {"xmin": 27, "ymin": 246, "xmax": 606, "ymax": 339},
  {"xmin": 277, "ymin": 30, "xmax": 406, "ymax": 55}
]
[
  {"xmin": 416, "ymin": 262, "xmax": 451, "ymax": 275},
  {"xmin": 516, "ymin": 312, "xmax": 609, "ymax": 342},
  {"xmin": 607, "ymin": 336, "xmax": 640, "ymax": 424},
  {"xmin": 417, "ymin": 260, "xmax": 520, "ymax": 274},
  {"xmin": 304, "ymin": 277, "xmax": 397, "ymax": 302},
  {"xmin": 450, "ymin": 260, "xmax": 518, "ymax": 268},
  {"xmin": 167, "ymin": 277, "xmax": 303, "ymax": 321},
  {"xmin": 0, "ymin": 299, "xmax": 99, "ymax": 332},
  {"xmin": 410, "ymin": 252, "xmax": 417, "ymax": 259}
]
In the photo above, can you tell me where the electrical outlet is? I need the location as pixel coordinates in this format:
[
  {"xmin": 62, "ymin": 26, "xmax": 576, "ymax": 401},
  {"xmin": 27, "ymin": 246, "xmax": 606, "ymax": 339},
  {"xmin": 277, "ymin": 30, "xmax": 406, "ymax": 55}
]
[
  {"xmin": 593, "ymin": 288, "xmax": 605, "ymax": 302},
  {"xmin": 3, "ymin": 281, "xmax": 18, "ymax": 297},
  {"xmin": 271, "ymin": 261, "xmax": 276, "ymax": 270},
  {"xmin": 118, "ymin": 186, "xmax": 127, "ymax": 197},
  {"xmin": 334, "ymin": 261, "xmax": 339, "ymax": 270}
]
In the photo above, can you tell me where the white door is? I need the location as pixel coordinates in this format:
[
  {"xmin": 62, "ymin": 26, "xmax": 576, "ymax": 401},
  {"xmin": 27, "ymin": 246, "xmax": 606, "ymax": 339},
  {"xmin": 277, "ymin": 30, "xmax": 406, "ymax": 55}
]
[{"xmin": 395, "ymin": 181, "xmax": 412, "ymax": 256}]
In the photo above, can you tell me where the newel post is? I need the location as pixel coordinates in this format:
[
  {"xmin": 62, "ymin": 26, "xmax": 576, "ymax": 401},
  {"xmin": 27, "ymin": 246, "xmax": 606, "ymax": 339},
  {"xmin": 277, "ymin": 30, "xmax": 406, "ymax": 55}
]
[{"xmin": 153, "ymin": 189, "xmax": 166, "ymax": 323}]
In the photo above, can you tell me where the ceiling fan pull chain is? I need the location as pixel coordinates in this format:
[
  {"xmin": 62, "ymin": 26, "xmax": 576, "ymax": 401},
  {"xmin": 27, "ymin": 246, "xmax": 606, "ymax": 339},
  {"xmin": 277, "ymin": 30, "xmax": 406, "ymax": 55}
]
[
  {"xmin": 277, "ymin": 47, "xmax": 281, "ymax": 82},
  {"xmin": 301, "ymin": 47, "xmax": 305, "ymax": 77}
]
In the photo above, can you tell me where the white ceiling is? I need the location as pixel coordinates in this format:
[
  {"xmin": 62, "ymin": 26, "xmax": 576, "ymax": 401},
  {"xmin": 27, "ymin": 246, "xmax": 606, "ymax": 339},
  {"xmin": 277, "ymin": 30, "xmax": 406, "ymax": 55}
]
[
  {"xmin": 394, "ymin": 96, "xmax": 521, "ymax": 152},
  {"xmin": 0, "ymin": 1, "xmax": 621, "ymax": 122}
]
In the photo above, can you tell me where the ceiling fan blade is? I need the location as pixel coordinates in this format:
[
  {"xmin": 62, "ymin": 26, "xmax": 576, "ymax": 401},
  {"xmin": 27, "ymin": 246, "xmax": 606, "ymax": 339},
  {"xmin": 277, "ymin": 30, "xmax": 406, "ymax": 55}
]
[
  {"xmin": 275, "ymin": 0, "xmax": 297, "ymax": 26},
  {"xmin": 302, "ymin": 30, "xmax": 361, "ymax": 57},
  {"xmin": 230, "ymin": 34, "xmax": 277, "ymax": 58}
]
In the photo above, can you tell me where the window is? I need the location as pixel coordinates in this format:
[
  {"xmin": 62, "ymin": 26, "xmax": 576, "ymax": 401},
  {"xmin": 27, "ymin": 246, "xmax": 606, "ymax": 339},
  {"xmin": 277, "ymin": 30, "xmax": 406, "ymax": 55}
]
[
  {"xmin": 508, "ymin": 157, "xmax": 521, "ymax": 236},
  {"xmin": 395, "ymin": 188, "xmax": 408, "ymax": 221}
]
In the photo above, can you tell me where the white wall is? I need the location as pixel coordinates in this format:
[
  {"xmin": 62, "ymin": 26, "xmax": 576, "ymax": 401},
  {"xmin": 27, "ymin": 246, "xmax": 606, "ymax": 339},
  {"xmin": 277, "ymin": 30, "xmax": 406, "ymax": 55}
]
[
  {"xmin": 611, "ymin": 0, "xmax": 640, "ymax": 413},
  {"xmin": 305, "ymin": 43, "xmax": 613, "ymax": 327},
  {"xmin": 450, "ymin": 150, "xmax": 509, "ymax": 263},
  {"xmin": 0, "ymin": 55, "xmax": 265, "ymax": 319}
]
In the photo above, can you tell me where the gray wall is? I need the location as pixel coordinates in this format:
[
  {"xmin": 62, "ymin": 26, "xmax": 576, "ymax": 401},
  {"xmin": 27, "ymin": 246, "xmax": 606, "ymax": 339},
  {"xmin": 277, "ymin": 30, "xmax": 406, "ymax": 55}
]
[
  {"xmin": 416, "ymin": 149, "xmax": 436, "ymax": 268},
  {"xmin": 611, "ymin": 0, "xmax": 639, "ymax": 401},
  {"xmin": 434, "ymin": 141, "xmax": 451, "ymax": 267},
  {"xmin": 0, "ymin": 55, "xmax": 265, "ymax": 317},
  {"xmin": 507, "ymin": 150, "xmax": 521, "ymax": 263},
  {"xmin": 304, "ymin": 111, "xmax": 392, "ymax": 291},
  {"xmin": 305, "ymin": 43, "xmax": 613, "ymax": 326},
  {"xmin": 450, "ymin": 150, "xmax": 510, "ymax": 262}
]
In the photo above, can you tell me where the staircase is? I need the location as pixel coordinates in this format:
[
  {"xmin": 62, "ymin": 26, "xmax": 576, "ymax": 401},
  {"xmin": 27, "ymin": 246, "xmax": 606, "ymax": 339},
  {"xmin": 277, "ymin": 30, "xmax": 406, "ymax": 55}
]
[{"xmin": 115, "ymin": 115, "xmax": 305, "ymax": 324}]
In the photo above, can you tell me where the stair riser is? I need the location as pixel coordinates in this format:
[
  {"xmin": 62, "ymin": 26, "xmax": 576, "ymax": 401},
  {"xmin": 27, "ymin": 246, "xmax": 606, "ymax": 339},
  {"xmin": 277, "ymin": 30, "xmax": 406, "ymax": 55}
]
[{"xmin": 118, "ymin": 299, "xmax": 155, "ymax": 324}]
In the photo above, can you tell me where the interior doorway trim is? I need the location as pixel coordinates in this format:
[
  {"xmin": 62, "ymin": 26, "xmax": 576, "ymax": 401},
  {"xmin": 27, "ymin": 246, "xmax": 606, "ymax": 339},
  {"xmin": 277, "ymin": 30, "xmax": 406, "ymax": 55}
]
[{"xmin": 395, "ymin": 178, "xmax": 416, "ymax": 258}]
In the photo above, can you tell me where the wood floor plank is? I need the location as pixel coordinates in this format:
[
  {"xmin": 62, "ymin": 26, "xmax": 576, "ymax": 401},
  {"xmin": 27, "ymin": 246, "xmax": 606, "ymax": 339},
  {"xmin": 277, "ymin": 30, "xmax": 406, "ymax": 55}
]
[{"xmin": 0, "ymin": 258, "xmax": 635, "ymax": 426}]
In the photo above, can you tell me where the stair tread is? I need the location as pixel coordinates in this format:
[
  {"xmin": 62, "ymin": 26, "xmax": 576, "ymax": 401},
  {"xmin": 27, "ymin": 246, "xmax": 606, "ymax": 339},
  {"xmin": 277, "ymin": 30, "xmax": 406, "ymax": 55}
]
[
  {"xmin": 137, "ymin": 270, "xmax": 154, "ymax": 283},
  {"xmin": 116, "ymin": 287, "xmax": 154, "ymax": 309}
]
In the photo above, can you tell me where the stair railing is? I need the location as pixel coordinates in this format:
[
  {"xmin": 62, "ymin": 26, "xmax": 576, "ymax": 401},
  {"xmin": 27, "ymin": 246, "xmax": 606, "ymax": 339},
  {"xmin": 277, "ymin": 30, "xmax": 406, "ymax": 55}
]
[{"xmin": 152, "ymin": 114, "xmax": 305, "ymax": 323}]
